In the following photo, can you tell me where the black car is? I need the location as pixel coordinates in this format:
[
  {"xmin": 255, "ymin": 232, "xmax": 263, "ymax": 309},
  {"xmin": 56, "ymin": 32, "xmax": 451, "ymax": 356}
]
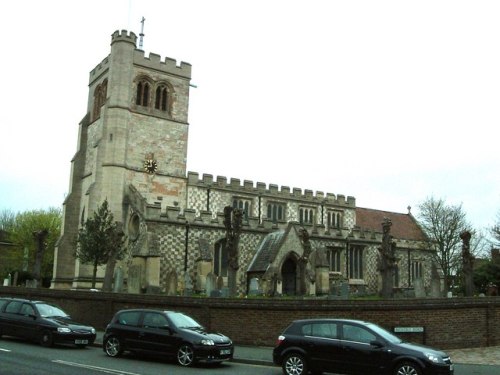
[
  {"xmin": 273, "ymin": 318, "xmax": 453, "ymax": 375},
  {"xmin": 103, "ymin": 308, "xmax": 233, "ymax": 367},
  {"xmin": 0, "ymin": 297, "xmax": 96, "ymax": 347}
]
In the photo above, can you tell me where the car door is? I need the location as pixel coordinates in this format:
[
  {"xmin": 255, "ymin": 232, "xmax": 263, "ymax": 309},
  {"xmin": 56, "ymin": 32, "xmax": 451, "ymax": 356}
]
[
  {"xmin": 0, "ymin": 301, "xmax": 23, "ymax": 337},
  {"xmin": 16, "ymin": 303, "xmax": 39, "ymax": 341},
  {"xmin": 113, "ymin": 310, "xmax": 143, "ymax": 351},
  {"xmin": 339, "ymin": 323, "xmax": 385, "ymax": 374},
  {"xmin": 301, "ymin": 322, "xmax": 343, "ymax": 373},
  {"xmin": 137, "ymin": 312, "xmax": 174, "ymax": 355}
]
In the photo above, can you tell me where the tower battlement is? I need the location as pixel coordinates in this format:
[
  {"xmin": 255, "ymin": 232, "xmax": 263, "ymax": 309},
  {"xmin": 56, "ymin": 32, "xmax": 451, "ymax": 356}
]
[
  {"xmin": 187, "ymin": 171, "xmax": 356, "ymax": 207},
  {"xmin": 89, "ymin": 30, "xmax": 192, "ymax": 82},
  {"xmin": 111, "ymin": 29, "xmax": 138, "ymax": 45},
  {"xmin": 134, "ymin": 50, "xmax": 191, "ymax": 79}
]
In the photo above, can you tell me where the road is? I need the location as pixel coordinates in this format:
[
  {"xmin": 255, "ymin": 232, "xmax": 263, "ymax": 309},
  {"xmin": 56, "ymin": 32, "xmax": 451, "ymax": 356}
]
[
  {"xmin": 0, "ymin": 337, "xmax": 280, "ymax": 375},
  {"xmin": 0, "ymin": 337, "xmax": 498, "ymax": 375}
]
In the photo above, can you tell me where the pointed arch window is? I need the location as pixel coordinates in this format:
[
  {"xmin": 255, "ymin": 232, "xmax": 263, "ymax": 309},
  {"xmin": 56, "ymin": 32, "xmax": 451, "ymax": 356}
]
[
  {"xmin": 155, "ymin": 85, "xmax": 169, "ymax": 112},
  {"xmin": 136, "ymin": 80, "xmax": 150, "ymax": 107},
  {"xmin": 92, "ymin": 79, "xmax": 108, "ymax": 121}
]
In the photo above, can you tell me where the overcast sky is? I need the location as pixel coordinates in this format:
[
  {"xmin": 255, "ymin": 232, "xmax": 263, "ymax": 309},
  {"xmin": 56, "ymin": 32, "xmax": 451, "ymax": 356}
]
[{"xmin": 0, "ymin": 0, "xmax": 498, "ymax": 232}]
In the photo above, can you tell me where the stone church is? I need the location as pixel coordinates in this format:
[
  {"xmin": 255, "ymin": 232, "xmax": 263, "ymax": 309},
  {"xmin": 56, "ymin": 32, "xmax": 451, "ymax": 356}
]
[{"xmin": 52, "ymin": 30, "xmax": 437, "ymax": 297}]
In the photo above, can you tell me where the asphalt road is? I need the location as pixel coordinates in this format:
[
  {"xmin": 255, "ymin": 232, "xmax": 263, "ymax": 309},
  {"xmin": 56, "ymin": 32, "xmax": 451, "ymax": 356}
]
[{"xmin": 0, "ymin": 336, "xmax": 498, "ymax": 375}]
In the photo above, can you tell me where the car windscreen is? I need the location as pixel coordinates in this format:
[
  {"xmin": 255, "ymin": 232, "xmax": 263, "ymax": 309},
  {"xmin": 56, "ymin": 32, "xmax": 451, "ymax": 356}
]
[
  {"xmin": 167, "ymin": 312, "xmax": 202, "ymax": 329},
  {"xmin": 35, "ymin": 303, "xmax": 69, "ymax": 318}
]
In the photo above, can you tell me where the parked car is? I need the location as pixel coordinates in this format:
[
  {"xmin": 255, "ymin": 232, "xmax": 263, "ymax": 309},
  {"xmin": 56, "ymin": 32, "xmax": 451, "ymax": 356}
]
[
  {"xmin": 273, "ymin": 318, "xmax": 453, "ymax": 375},
  {"xmin": 0, "ymin": 297, "xmax": 96, "ymax": 348},
  {"xmin": 103, "ymin": 308, "xmax": 233, "ymax": 367}
]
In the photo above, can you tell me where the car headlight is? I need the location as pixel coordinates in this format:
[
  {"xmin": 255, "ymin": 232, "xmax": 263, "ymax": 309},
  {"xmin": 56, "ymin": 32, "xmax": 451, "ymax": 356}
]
[
  {"xmin": 200, "ymin": 339, "xmax": 215, "ymax": 346},
  {"xmin": 57, "ymin": 327, "xmax": 72, "ymax": 333},
  {"xmin": 91, "ymin": 328, "xmax": 96, "ymax": 334},
  {"xmin": 425, "ymin": 352, "xmax": 443, "ymax": 363}
]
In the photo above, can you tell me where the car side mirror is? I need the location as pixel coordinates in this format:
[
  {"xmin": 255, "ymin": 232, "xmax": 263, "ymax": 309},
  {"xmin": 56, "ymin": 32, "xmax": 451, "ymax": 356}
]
[{"xmin": 370, "ymin": 340, "xmax": 384, "ymax": 348}]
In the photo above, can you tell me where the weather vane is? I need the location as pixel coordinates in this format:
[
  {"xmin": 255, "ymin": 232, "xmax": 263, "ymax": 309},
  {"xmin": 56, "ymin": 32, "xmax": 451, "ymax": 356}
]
[{"xmin": 139, "ymin": 17, "xmax": 145, "ymax": 50}]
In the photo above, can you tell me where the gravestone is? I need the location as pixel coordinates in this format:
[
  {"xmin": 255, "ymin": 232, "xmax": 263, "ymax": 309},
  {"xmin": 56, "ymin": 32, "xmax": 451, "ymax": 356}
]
[
  {"xmin": 414, "ymin": 278, "xmax": 426, "ymax": 298},
  {"xmin": 13, "ymin": 272, "xmax": 19, "ymax": 287},
  {"xmin": 340, "ymin": 282, "xmax": 350, "ymax": 299},
  {"xmin": 429, "ymin": 263, "xmax": 442, "ymax": 298},
  {"xmin": 166, "ymin": 270, "xmax": 178, "ymax": 296},
  {"xmin": 249, "ymin": 278, "xmax": 260, "ymax": 296},
  {"xmin": 183, "ymin": 273, "xmax": 193, "ymax": 296},
  {"xmin": 113, "ymin": 267, "xmax": 124, "ymax": 293},
  {"xmin": 128, "ymin": 265, "xmax": 142, "ymax": 294},
  {"xmin": 3, "ymin": 274, "xmax": 10, "ymax": 286},
  {"xmin": 216, "ymin": 275, "xmax": 224, "ymax": 290},
  {"xmin": 205, "ymin": 273, "xmax": 216, "ymax": 296}
]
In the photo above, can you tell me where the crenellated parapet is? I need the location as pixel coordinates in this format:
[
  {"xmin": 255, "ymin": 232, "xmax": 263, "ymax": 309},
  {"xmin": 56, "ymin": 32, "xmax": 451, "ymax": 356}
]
[
  {"xmin": 133, "ymin": 50, "xmax": 192, "ymax": 79},
  {"xmin": 140, "ymin": 202, "xmax": 385, "ymax": 241},
  {"xmin": 89, "ymin": 30, "xmax": 192, "ymax": 82},
  {"xmin": 187, "ymin": 172, "xmax": 355, "ymax": 207}
]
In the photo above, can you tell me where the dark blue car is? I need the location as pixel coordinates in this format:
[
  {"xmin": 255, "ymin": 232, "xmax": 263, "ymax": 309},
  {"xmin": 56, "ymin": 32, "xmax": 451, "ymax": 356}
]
[
  {"xmin": 273, "ymin": 318, "xmax": 453, "ymax": 375},
  {"xmin": 0, "ymin": 297, "xmax": 96, "ymax": 347}
]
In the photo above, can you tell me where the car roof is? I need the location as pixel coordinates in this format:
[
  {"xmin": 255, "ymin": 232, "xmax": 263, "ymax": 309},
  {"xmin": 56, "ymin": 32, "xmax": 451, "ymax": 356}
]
[
  {"xmin": 292, "ymin": 318, "xmax": 372, "ymax": 325},
  {"xmin": 0, "ymin": 297, "xmax": 49, "ymax": 304},
  {"xmin": 116, "ymin": 309, "xmax": 175, "ymax": 314}
]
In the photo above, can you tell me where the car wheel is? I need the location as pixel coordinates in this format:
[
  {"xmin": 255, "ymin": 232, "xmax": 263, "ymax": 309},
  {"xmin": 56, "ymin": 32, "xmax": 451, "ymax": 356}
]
[
  {"xmin": 282, "ymin": 352, "xmax": 308, "ymax": 375},
  {"xmin": 394, "ymin": 361, "xmax": 422, "ymax": 375},
  {"xmin": 40, "ymin": 330, "xmax": 53, "ymax": 347},
  {"xmin": 104, "ymin": 336, "xmax": 123, "ymax": 357},
  {"xmin": 177, "ymin": 344, "xmax": 195, "ymax": 366}
]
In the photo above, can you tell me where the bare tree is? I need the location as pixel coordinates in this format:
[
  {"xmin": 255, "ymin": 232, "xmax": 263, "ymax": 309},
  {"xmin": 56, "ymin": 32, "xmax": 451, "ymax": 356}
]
[
  {"xmin": 378, "ymin": 218, "xmax": 397, "ymax": 298},
  {"xmin": 417, "ymin": 197, "xmax": 471, "ymax": 291},
  {"xmin": 223, "ymin": 206, "xmax": 242, "ymax": 297}
]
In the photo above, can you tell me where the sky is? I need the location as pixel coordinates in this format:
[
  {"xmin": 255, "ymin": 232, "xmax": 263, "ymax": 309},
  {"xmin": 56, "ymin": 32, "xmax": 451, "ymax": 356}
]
[{"xmin": 0, "ymin": 0, "xmax": 499, "ymax": 233}]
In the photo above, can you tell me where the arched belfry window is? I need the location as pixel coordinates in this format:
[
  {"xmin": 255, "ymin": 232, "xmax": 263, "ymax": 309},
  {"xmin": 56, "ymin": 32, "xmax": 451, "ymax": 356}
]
[
  {"xmin": 92, "ymin": 79, "xmax": 108, "ymax": 121},
  {"xmin": 136, "ymin": 79, "xmax": 150, "ymax": 107},
  {"xmin": 155, "ymin": 84, "xmax": 169, "ymax": 112}
]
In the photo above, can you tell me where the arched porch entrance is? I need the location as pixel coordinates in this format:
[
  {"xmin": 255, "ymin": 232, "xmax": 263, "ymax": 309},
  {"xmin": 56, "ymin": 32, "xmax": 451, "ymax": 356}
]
[{"xmin": 281, "ymin": 258, "xmax": 297, "ymax": 296}]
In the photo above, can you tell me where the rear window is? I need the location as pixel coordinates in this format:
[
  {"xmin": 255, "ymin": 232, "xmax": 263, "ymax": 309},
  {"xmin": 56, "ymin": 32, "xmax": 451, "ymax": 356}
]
[
  {"xmin": 0, "ymin": 298, "xmax": 8, "ymax": 310},
  {"xmin": 116, "ymin": 311, "xmax": 141, "ymax": 326},
  {"xmin": 302, "ymin": 323, "xmax": 339, "ymax": 339},
  {"xmin": 5, "ymin": 301, "xmax": 22, "ymax": 313}
]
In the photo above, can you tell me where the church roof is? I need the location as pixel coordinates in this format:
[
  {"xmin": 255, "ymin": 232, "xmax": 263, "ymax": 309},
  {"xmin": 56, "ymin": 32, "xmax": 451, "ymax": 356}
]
[
  {"xmin": 247, "ymin": 228, "xmax": 287, "ymax": 273},
  {"xmin": 355, "ymin": 207, "xmax": 428, "ymax": 241}
]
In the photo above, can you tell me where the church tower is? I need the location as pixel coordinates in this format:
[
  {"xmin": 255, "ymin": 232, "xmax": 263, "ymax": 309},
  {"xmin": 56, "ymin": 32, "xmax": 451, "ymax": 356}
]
[{"xmin": 52, "ymin": 30, "xmax": 192, "ymax": 289}]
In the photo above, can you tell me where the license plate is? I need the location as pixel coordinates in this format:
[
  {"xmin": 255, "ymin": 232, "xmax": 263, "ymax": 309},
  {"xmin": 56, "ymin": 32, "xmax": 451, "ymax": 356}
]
[
  {"xmin": 220, "ymin": 349, "xmax": 231, "ymax": 355},
  {"xmin": 75, "ymin": 339, "xmax": 88, "ymax": 344}
]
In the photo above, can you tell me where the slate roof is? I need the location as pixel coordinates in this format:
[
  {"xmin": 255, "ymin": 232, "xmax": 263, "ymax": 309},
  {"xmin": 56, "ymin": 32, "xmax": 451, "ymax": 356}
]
[
  {"xmin": 247, "ymin": 228, "xmax": 287, "ymax": 273},
  {"xmin": 355, "ymin": 207, "xmax": 428, "ymax": 241}
]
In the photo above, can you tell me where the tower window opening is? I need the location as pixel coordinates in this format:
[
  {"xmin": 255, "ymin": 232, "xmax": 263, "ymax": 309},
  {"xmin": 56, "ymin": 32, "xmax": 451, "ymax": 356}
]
[
  {"xmin": 136, "ymin": 80, "xmax": 150, "ymax": 107},
  {"xmin": 299, "ymin": 207, "xmax": 314, "ymax": 224},
  {"xmin": 267, "ymin": 202, "xmax": 285, "ymax": 223},
  {"xmin": 155, "ymin": 85, "xmax": 169, "ymax": 111}
]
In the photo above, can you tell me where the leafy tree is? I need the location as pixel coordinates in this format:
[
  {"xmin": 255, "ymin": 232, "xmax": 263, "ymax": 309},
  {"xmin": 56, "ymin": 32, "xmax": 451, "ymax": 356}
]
[
  {"xmin": 2, "ymin": 208, "xmax": 61, "ymax": 286},
  {"xmin": 473, "ymin": 261, "xmax": 500, "ymax": 294},
  {"xmin": 75, "ymin": 200, "xmax": 126, "ymax": 289},
  {"xmin": 416, "ymin": 197, "xmax": 471, "ymax": 291},
  {"xmin": 0, "ymin": 209, "xmax": 16, "ymax": 231},
  {"xmin": 491, "ymin": 210, "xmax": 500, "ymax": 248}
]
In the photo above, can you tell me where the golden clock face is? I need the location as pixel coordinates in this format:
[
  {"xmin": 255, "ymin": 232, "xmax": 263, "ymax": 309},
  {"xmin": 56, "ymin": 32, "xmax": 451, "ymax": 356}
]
[{"xmin": 144, "ymin": 159, "xmax": 158, "ymax": 174}]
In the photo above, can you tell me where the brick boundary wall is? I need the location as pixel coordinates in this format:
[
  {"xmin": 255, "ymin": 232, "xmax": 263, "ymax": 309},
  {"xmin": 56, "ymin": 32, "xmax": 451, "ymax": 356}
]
[{"xmin": 1, "ymin": 286, "xmax": 498, "ymax": 349}]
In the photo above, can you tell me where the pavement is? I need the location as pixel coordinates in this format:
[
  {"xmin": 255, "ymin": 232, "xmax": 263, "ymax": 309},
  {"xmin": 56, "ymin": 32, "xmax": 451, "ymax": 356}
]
[{"xmin": 93, "ymin": 332, "xmax": 500, "ymax": 367}]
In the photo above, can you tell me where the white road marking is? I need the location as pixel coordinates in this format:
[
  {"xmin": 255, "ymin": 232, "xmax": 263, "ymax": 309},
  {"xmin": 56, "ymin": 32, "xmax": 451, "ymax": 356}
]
[{"xmin": 52, "ymin": 360, "xmax": 142, "ymax": 375}]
